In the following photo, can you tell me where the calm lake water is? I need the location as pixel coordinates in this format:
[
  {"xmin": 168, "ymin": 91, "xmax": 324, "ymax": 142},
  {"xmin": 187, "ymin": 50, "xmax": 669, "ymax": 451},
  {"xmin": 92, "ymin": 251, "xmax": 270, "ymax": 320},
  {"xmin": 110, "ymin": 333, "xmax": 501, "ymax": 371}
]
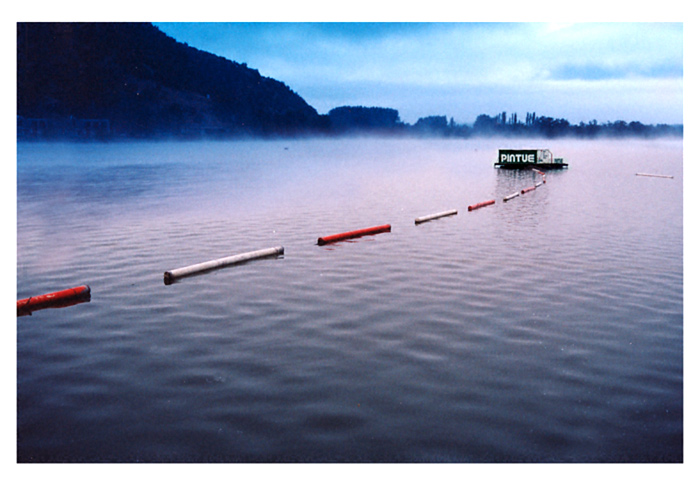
[{"xmin": 16, "ymin": 137, "xmax": 683, "ymax": 462}]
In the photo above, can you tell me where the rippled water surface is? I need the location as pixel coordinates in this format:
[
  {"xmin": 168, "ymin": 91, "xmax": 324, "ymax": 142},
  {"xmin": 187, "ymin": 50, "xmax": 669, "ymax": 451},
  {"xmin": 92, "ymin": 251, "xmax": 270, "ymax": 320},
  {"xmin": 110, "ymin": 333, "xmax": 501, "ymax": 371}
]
[{"xmin": 16, "ymin": 137, "xmax": 683, "ymax": 462}]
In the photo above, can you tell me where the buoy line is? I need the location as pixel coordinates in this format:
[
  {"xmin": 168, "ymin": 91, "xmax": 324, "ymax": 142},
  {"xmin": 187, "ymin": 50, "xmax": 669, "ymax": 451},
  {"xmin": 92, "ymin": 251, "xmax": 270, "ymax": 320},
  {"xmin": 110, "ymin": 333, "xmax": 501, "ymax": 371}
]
[{"xmin": 20, "ymin": 167, "xmax": 561, "ymax": 307}]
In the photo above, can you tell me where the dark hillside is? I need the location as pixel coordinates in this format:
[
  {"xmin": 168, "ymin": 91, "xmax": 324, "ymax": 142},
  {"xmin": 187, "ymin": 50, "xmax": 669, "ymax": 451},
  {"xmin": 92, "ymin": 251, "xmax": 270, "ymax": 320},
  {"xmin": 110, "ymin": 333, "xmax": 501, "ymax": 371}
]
[{"xmin": 17, "ymin": 22, "xmax": 325, "ymax": 138}]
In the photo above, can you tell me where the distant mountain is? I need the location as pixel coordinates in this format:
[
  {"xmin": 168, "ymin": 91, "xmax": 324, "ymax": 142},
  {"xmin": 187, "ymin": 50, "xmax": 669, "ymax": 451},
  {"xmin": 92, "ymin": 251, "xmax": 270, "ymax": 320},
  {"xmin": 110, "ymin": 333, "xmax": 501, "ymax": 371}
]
[{"xmin": 17, "ymin": 22, "xmax": 326, "ymax": 138}]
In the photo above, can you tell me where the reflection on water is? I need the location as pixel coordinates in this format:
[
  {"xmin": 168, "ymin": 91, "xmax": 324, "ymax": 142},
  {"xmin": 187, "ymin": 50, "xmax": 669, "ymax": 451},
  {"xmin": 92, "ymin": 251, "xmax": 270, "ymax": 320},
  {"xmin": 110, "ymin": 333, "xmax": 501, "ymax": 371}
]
[{"xmin": 17, "ymin": 137, "xmax": 682, "ymax": 462}]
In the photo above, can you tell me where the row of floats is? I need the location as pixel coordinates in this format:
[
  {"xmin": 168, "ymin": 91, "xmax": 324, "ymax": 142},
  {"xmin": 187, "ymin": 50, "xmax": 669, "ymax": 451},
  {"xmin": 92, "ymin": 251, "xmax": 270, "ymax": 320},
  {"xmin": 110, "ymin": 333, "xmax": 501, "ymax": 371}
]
[{"xmin": 18, "ymin": 169, "xmax": 549, "ymax": 316}]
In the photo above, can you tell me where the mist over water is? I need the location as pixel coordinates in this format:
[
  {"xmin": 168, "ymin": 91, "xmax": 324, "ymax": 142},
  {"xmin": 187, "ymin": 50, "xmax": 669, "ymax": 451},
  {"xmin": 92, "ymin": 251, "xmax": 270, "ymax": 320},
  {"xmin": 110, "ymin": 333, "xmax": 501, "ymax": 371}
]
[{"xmin": 17, "ymin": 137, "xmax": 682, "ymax": 462}]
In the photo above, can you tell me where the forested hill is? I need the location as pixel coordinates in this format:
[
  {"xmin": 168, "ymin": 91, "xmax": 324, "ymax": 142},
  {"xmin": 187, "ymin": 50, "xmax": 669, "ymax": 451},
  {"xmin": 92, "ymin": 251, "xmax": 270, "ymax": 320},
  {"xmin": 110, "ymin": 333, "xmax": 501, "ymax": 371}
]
[{"xmin": 17, "ymin": 22, "xmax": 325, "ymax": 138}]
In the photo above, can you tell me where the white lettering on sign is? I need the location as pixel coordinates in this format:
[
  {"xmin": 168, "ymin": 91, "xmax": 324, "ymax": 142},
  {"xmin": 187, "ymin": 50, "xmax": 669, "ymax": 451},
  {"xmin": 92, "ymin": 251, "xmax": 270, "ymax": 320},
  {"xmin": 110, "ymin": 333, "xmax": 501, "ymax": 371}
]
[{"xmin": 500, "ymin": 153, "xmax": 535, "ymax": 163}]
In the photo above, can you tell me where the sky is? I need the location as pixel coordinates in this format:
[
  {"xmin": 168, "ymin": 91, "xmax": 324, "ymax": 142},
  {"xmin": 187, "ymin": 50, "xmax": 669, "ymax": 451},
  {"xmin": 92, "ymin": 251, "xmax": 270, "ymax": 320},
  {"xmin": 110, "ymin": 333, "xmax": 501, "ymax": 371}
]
[{"xmin": 153, "ymin": 21, "xmax": 684, "ymax": 125}]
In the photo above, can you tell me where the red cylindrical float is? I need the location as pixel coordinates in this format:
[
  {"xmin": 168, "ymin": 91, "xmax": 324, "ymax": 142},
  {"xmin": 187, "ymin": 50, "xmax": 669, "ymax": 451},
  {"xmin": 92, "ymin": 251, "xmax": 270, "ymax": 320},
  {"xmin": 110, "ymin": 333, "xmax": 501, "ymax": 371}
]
[
  {"xmin": 467, "ymin": 199, "xmax": 495, "ymax": 211},
  {"xmin": 521, "ymin": 186, "xmax": 536, "ymax": 194},
  {"xmin": 317, "ymin": 224, "xmax": 391, "ymax": 246},
  {"xmin": 17, "ymin": 285, "xmax": 91, "ymax": 316}
]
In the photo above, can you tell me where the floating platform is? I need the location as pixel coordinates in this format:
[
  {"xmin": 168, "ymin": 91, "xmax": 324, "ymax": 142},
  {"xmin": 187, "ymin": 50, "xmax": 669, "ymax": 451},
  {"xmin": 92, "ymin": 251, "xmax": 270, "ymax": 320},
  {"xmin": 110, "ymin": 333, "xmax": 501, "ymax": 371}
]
[{"xmin": 494, "ymin": 149, "xmax": 568, "ymax": 170}]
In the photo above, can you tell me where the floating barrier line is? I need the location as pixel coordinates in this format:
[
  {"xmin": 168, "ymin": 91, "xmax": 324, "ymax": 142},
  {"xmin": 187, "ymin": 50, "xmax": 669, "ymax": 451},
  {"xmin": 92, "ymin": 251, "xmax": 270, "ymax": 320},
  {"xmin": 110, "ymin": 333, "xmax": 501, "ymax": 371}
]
[
  {"xmin": 318, "ymin": 224, "xmax": 391, "ymax": 246},
  {"xmin": 504, "ymin": 169, "xmax": 548, "ymax": 202},
  {"xmin": 636, "ymin": 173, "xmax": 674, "ymax": 179},
  {"xmin": 17, "ymin": 285, "xmax": 91, "ymax": 316},
  {"xmin": 22, "ymin": 158, "xmax": 566, "ymax": 304},
  {"xmin": 164, "ymin": 246, "xmax": 284, "ymax": 285},
  {"xmin": 468, "ymin": 200, "xmax": 495, "ymax": 211},
  {"xmin": 415, "ymin": 209, "xmax": 458, "ymax": 225}
]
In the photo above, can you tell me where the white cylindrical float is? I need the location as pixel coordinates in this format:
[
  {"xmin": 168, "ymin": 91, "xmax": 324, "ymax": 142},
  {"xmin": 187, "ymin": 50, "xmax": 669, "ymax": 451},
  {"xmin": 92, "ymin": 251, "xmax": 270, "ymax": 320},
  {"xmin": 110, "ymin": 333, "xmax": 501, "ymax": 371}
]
[
  {"xmin": 636, "ymin": 173, "xmax": 674, "ymax": 179},
  {"xmin": 164, "ymin": 246, "xmax": 284, "ymax": 285},
  {"xmin": 535, "ymin": 181, "xmax": 543, "ymax": 187},
  {"xmin": 415, "ymin": 209, "xmax": 458, "ymax": 225},
  {"xmin": 503, "ymin": 192, "xmax": 520, "ymax": 202}
]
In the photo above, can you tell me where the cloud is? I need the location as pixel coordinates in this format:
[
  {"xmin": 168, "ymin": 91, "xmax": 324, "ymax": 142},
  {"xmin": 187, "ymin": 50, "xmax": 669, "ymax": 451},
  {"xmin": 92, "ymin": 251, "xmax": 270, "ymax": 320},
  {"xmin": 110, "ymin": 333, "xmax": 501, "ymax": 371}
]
[{"xmin": 549, "ymin": 62, "xmax": 683, "ymax": 81}]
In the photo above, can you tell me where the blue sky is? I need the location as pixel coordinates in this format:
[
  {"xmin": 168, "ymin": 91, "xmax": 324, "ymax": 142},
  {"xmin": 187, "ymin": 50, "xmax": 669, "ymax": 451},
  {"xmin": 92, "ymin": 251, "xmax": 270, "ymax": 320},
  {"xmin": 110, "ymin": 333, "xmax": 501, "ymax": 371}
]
[{"xmin": 153, "ymin": 21, "xmax": 683, "ymax": 125}]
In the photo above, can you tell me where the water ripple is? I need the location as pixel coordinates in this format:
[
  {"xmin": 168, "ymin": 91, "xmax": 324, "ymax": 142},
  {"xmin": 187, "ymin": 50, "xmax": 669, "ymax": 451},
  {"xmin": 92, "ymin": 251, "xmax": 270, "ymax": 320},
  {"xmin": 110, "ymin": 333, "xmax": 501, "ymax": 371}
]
[{"xmin": 17, "ymin": 138, "xmax": 683, "ymax": 462}]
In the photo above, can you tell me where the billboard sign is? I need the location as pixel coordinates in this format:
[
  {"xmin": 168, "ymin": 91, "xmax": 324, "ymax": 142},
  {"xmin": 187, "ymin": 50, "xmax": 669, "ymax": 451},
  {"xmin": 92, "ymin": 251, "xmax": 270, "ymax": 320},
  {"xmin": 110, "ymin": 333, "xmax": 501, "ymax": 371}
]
[{"xmin": 498, "ymin": 149, "xmax": 538, "ymax": 164}]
